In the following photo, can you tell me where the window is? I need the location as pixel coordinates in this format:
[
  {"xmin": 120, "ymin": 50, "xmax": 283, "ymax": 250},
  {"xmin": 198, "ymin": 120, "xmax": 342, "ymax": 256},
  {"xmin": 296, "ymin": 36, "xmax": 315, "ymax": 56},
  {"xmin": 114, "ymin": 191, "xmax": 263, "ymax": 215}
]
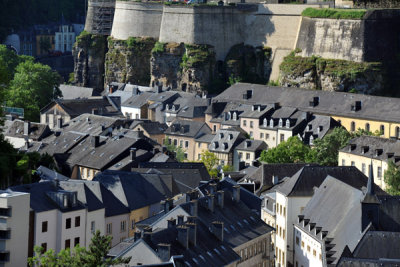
[
  {"xmin": 246, "ymin": 153, "xmax": 250, "ymax": 160},
  {"xmin": 66, "ymin": 218, "xmax": 71, "ymax": 229},
  {"xmin": 351, "ymin": 121, "xmax": 356, "ymax": 131},
  {"xmin": 173, "ymin": 139, "xmax": 177, "ymax": 146},
  {"xmin": 296, "ymin": 237, "xmax": 299, "ymax": 245},
  {"xmin": 250, "ymin": 121, "xmax": 254, "ymax": 128},
  {"xmin": 42, "ymin": 221, "xmax": 48, "ymax": 233},
  {"xmin": 378, "ymin": 167, "xmax": 382, "ymax": 180},
  {"xmin": 283, "ymin": 229, "xmax": 285, "ymax": 240},
  {"xmin": 319, "ymin": 253, "xmax": 322, "ymax": 261},
  {"xmin": 362, "ymin": 163, "xmax": 366, "ymax": 174},
  {"xmin": 41, "ymin": 243, "xmax": 47, "ymax": 252},
  {"xmin": 65, "ymin": 239, "xmax": 71, "ymax": 249},
  {"xmin": 342, "ymin": 159, "xmax": 345, "ymax": 166},
  {"xmin": 280, "ymin": 205, "xmax": 282, "ymax": 215},
  {"xmin": 396, "ymin": 126, "xmax": 400, "ymax": 138},
  {"xmin": 106, "ymin": 223, "xmax": 112, "ymax": 234},
  {"xmin": 266, "ymin": 133, "xmax": 269, "ymax": 140},
  {"xmin": 283, "ymin": 207, "xmax": 286, "ymax": 217},
  {"xmin": 260, "ymin": 133, "xmax": 264, "ymax": 139},
  {"xmin": 131, "ymin": 219, "xmax": 135, "ymax": 229},
  {"xmin": 243, "ymin": 120, "xmax": 247, "ymax": 127},
  {"xmin": 239, "ymin": 152, "xmax": 243, "ymax": 159},
  {"xmin": 280, "ymin": 134, "xmax": 284, "ymax": 142},
  {"xmin": 380, "ymin": 125, "xmax": 385, "ymax": 135},
  {"xmin": 75, "ymin": 216, "xmax": 80, "ymax": 227},
  {"xmin": 198, "ymin": 154, "xmax": 201, "ymax": 160},
  {"xmin": 365, "ymin": 123, "xmax": 370, "ymax": 132},
  {"xmin": 250, "ymin": 131, "xmax": 253, "ymax": 138},
  {"xmin": 301, "ymin": 241, "xmax": 304, "ymax": 248},
  {"xmin": 351, "ymin": 161, "xmax": 355, "ymax": 166},
  {"xmin": 213, "ymin": 125, "xmax": 216, "ymax": 132},
  {"xmin": 184, "ymin": 153, "xmax": 188, "ymax": 159},
  {"xmin": 121, "ymin": 220, "xmax": 126, "ymax": 232},
  {"xmin": 91, "ymin": 221, "xmax": 95, "ymax": 233},
  {"xmin": 307, "ymin": 245, "xmax": 310, "ymax": 252},
  {"xmin": 185, "ymin": 141, "xmax": 189, "ymax": 148},
  {"xmin": 74, "ymin": 237, "xmax": 80, "ymax": 246},
  {"xmin": 179, "ymin": 140, "xmax": 183, "ymax": 147}
]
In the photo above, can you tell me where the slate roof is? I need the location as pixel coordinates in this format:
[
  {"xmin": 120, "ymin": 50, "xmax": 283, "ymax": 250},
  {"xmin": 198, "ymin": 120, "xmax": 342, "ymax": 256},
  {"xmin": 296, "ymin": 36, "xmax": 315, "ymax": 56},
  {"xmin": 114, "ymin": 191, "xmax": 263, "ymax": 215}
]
[
  {"xmin": 209, "ymin": 102, "xmax": 251, "ymax": 126},
  {"xmin": 59, "ymin": 84, "xmax": 95, "ymax": 99},
  {"xmin": 61, "ymin": 113, "xmax": 128, "ymax": 136},
  {"xmin": 300, "ymin": 115, "xmax": 341, "ymax": 145},
  {"xmin": 275, "ymin": 166, "xmax": 387, "ymax": 197},
  {"xmin": 65, "ymin": 135, "xmax": 142, "ymax": 170},
  {"xmin": 5, "ymin": 120, "xmax": 50, "ymax": 140},
  {"xmin": 93, "ymin": 170, "xmax": 165, "ymax": 211},
  {"xmin": 239, "ymin": 104, "xmax": 274, "ymax": 119},
  {"xmin": 122, "ymin": 92, "xmax": 153, "ymax": 108},
  {"xmin": 195, "ymin": 133, "xmax": 215, "ymax": 144},
  {"xmin": 9, "ymin": 181, "xmax": 85, "ymax": 213},
  {"xmin": 340, "ymin": 136, "xmax": 400, "ymax": 165},
  {"xmin": 209, "ymin": 129, "xmax": 246, "ymax": 153},
  {"xmin": 213, "ymin": 83, "xmax": 400, "ymax": 123},
  {"xmin": 135, "ymin": 162, "xmax": 211, "ymax": 192},
  {"xmin": 235, "ymin": 139, "xmax": 267, "ymax": 152},
  {"xmin": 165, "ymin": 96, "xmax": 209, "ymax": 119},
  {"xmin": 348, "ymin": 231, "xmax": 400, "ymax": 260},
  {"xmin": 165, "ymin": 119, "xmax": 211, "ymax": 138},
  {"xmin": 59, "ymin": 180, "xmax": 104, "ymax": 212},
  {"xmin": 131, "ymin": 121, "xmax": 168, "ymax": 135},
  {"xmin": 41, "ymin": 97, "xmax": 122, "ymax": 118},
  {"xmin": 295, "ymin": 176, "xmax": 364, "ymax": 265},
  {"xmin": 241, "ymin": 163, "xmax": 311, "ymax": 195},
  {"xmin": 34, "ymin": 131, "xmax": 88, "ymax": 156}
]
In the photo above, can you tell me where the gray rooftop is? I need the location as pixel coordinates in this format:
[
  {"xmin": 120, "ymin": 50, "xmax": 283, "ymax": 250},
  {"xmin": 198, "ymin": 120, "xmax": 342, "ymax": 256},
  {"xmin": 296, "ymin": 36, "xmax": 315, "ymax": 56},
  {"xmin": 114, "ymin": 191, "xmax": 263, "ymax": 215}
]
[
  {"xmin": 165, "ymin": 119, "xmax": 211, "ymax": 138},
  {"xmin": 209, "ymin": 129, "xmax": 245, "ymax": 153},
  {"xmin": 59, "ymin": 84, "xmax": 95, "ymax": 99}
]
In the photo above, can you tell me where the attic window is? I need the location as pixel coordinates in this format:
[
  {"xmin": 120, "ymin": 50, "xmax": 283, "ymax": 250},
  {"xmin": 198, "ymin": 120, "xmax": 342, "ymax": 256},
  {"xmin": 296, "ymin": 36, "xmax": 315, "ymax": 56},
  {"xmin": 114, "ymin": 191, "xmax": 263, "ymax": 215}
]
[
  {"xmin": 269, "ymin": 119, "xmax": 274, "ymax": 128},
  {"xmin": 219, "ymin": 133, "xmax": 224, "ymax": 139},
  {"xmin": 263, "ymin": 118, "xmax": 267, "ymax": 127},
  {"xmin": 232, "ymin": 112, "xmax": 237, "ymax": 121},
  {"xmin": 351, "ymin": 101, "xmax": 362, "ymax": 111},
  {"xmin": 228, "ymin": 134, "xmax": 233, "ymax": 140},
  {"xmin": 286, "ymin": 119, "xmax": 290, "ymax": 128},
  {"xmin": 279, "ymin": 119, "xmax": 283, "ymax": 127}
]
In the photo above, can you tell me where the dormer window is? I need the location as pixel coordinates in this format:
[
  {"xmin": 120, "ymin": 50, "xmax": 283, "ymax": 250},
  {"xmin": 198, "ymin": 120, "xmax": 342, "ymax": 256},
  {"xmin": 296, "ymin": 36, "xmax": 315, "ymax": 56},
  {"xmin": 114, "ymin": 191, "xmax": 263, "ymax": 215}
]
[
  {"xmin": 361, "ymin": 146, "xmax": 369, "ymax": 154},
  {"xmin": 375, "ymin": 149, "xmax": 383, "ymax": 156},
  {"xmin": 349, "ymin": 144, "xmax": 356, "ymax": 152},
  {"xmin": 172, "ymin": 105, "xmax": 176, "ymax": 111},
  {"xmin": 285, "ymin": 119, "xmax": 290, "ymax": 128},
  {"xmin": 219, "ymin": 133, "xmax": 224, "ymax": 139},
  {"xmin": 258, "ymin": 106, "xmax": 261, "ymax": 112},
  {"xmin": 309, "ymin": 135, "xmax": 314, "ymax": 145},
  {"xmin": 318, "ymin": 126, "xmax": 323, "ymax": 133},
  {"xmin": 232, "ymin": 112, "xmax": 237, "ymax": 121},
  {"xmin": 222, "ymin": 143, "xmax": 228, "ymax": 150},
  {"xmin": 308, "ymin": 124, "xmax": 312, "ymax": 131},
  {"xmin": 213, "ymin": 141, "xmax": 219, "ymax": 149},
  {"xmin": 279, "ymin": 119, "xmax": 283, "ymax": 127},
  {"xmin": 263, "ymin": 118, "xmax": 267, "ymax": 127},
  {"xmin": 270, "ymin": 119, "xmax": 274, "ymax": 128},
  {"xmin": 226, "ymin": 112, "xmax": 231, "ymax": 120},
  {"xmin": 228, "ymin": 134, "xmax": 233, "ymax": 140},
  {"xmin": 63, "ymin": 195, "xmax": 68, "ymax": 208}
]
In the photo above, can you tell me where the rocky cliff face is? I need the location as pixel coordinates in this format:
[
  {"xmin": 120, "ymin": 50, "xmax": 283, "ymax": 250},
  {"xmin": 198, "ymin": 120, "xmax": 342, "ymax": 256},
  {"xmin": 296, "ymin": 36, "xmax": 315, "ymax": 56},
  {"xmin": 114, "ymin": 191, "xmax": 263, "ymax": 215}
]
[
  {"xmin": 105, "ymin": 37, "xmax": 156, "ymax": 86},
  {"xmin": 225, "ymin": 43, "xmax": 272, "ymax": 84},
  {"xmin": 73, "ymin": 32, "xmax": 107, "ymax": 92},
  {"xmin": 279, "ymin": 51, "xmax": 383, "ymax": 94}
]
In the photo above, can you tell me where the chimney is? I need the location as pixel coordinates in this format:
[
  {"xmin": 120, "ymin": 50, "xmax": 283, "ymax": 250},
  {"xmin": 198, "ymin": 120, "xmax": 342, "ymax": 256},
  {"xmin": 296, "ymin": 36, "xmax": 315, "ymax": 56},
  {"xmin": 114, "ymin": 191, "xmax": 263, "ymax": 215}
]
[
  {"xmin": 133, "ymin": 86, "xmax": 139, "ymax": 95},
  {"xmin": 24, "ymin": 121, "xmax": 30, "ymax": 136},
  {"xmin": 157, "ymin": 244, "xmax": 171, "ymax": 262},
  {"xmin": 186, "ymin": 190, "xmax": 198, "ymax": 202},
  {"xmin": 232, "ymin": 185, "xmax": 240, "ymax": 203},
  {"xmin": 207, "ymin": 194, "xmax": 215, "ymax": 212},
  {"xmin": 134, "ymin": 231, "xmax": 141, "ymax": 242},
  {"xmin": 130, "ymin": 147, "xmax": 137, "ymax": 161},
  {"xmin": 157, "ymin": 84, "xmax": 163, "ymax": 93},
  {"xmin": 209, "ymin": 183, "xmax": 217, "ymax": 194},
  {"xmin": 24, "ymin": 139, "xmax": 30, "ymax": 151},
  {"xmin": 91, "ymin": 136, "xmax": 100, "ymax": 148},
  {"xmin": 161, "ymin": 198, "xmax": 173, "ymax": 213},
  {"xmin": 187, "ymin": 222, "xmax": 197, "ymax": 247},
  {"xmin": 143, "ymin": 231, "xmax": 152, "ymax": 244},
  {"xmin": 177, "ymin": 215, "xmax": 184, "ymax": 225},
  {"xmin": 272, "ymin": 175, "xmax": 279, "ymax": 185},
  {"xmin": 216, "ymin": 190, "xmax": 224, "ymax": 208},
  {"xmin": 57, "ymin": 117, "xmax": 63, "ymax": 128},
  {"xmin": 190, "ymin": 200, "xmax": 198, "ymax": 217},
  {"xmin": 207, "ymin": 98, "xmax": 211, "ymax": 106},
  {"xmin": 211, "ymin": 221, "xmax": 224, "ymax": 241},
  {"xmin": 177, "ymin": 226, "xmax": 189, "ymax": 249},
  {"xmin": 187, "ymin": 216, "xmax": 197, "ymax": 224},
  {"xmin": 167, "ymin": 218, "xmax": 176, "ymax": 229}
]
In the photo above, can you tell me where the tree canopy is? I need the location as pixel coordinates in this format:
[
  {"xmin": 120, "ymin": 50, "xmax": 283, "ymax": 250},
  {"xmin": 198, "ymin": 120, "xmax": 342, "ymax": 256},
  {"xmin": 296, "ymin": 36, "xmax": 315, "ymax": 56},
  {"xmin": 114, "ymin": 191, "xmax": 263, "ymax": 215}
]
[
  {"xmin": 164, "ymin": 139, "xmax": 186, "ymax": 162},
  {"xmin": 260, "ymin": 136, "xmax": 312, "ymax": 164},
  {"xmin": 6, "ymin": 59, "xmax": 61, "ymax": 121},
  {"xmin": 384, "ymin": 161, "xmax": 400, "ymax": 195},
  {"xmin": 28, "ymin": 230, "xmax": 131, "ymax": 267}
]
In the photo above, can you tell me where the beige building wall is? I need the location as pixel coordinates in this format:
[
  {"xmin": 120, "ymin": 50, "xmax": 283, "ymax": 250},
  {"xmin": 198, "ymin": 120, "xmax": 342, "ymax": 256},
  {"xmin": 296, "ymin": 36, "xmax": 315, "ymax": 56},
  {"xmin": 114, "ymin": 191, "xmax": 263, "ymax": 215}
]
[
  {"xmin": 259, "ymin": 128, "xmax": 278, "ymax": 149},
  {"xmin": 338, "ymin": 151, "xmax": 388, "ymax": 190},
  {"xmin": 237, "ymin": 149, "xmax": 256, "ymax": 167},
  {"xmin": 194, "ymin": 141, "xmax": 210, "ymax": 161},
  {"xmin": 240, "ymin": 118, "xmax": 260, "ymax": 139},
  {"xmin": 234, "ymin": 233, "xmax": 273, "ymax": 267},
  {"xmin": 276, "ymin": 129, "xmax": 293, "ymax": 145},
  {"xmin": 332, "ymin": 116, "xmax": 400, "ymax": 139},
  {"xmin": 129, "ymin": 206, "xmax": 150, "ymax": 237},
  {"xmin": 166, "ymin": 135, "xmax": 196, "ymax": 161}
]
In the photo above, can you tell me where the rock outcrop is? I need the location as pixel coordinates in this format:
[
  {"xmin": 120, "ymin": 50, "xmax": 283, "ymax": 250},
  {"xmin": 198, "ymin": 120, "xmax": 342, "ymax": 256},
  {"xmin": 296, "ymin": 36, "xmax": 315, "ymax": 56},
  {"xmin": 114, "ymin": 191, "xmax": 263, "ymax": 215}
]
[
  {"xmin": 279, "ymin": 51, "xmax": 383, "ymax": 94},
  {"xmin": 105, "ymin": 37, "xmax": 156, "ymax": 86},
  {"xmin": 73, "ymin": 32, "xmax": 107, "ymax": 92}
]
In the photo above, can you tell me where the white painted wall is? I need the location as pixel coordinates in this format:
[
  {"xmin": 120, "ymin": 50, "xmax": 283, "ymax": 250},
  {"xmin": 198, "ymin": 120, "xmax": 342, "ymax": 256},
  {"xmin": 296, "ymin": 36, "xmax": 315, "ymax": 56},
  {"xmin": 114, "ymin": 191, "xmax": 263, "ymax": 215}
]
[
  {"xmin": 294, "ymin": 226, "xmax": 323, "ymax": 267},
  {"xmin": 0, "ymin": 192, "xmax": 30, "ymax": 267},
  {"xmin": 35, "ymin": 210, "xmax": 58, "ymax": 252},
  {"xmin": 60, "ymin": 209, "xmax": 87, "ymax": 250},
  {"xmin": 121, "ymin": 106, "xmax": 141, "ymax": 119},
  {"xmin": 105, "ymin": 214, "xmax": 130, "ymax": 247},
  {"xmin": 85, "ymin": 208, "xmax": 105, "ymax": 248}
]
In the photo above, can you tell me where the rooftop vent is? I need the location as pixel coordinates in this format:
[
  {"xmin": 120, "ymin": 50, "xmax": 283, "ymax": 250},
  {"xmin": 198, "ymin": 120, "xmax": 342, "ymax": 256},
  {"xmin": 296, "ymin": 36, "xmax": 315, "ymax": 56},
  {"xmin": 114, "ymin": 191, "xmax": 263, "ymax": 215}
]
[
  {"xmin": 242, "ymin": 90, "xmax": 253, "ymax": 100},
  {"xmin": 351, "ymin": 101, "xmax": 362, "ymax": 111}
]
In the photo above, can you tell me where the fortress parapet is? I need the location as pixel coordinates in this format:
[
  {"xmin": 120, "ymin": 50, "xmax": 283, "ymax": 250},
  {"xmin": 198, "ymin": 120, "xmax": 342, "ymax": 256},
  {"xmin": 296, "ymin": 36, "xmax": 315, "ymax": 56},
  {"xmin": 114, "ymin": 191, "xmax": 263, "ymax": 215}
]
[{"xmin": 85, "ymin": 0, "xmax": 116, "ymax": 35}]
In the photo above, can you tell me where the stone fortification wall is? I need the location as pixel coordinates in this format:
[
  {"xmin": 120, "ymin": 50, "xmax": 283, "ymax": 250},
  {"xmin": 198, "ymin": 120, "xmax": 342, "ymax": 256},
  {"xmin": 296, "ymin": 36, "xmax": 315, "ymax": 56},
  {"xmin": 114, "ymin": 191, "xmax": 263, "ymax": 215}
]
[
  {"xmin": 111, "ymin": 2, "xmax": 163, "ymax": 40},
  {"xmin": 85, "ymin": 0, "xmax": 116, "ymax": 35},
  {"xmin": 296, "ymin": 10, "xmax": 400, "ymax": 63},
  {"xmin": 295, "ymin": 17, "xmax": 364, "ymax": 62},
  {"xmin": 354, "ymin": 0, "xmax": 400, "ymax": 8}
]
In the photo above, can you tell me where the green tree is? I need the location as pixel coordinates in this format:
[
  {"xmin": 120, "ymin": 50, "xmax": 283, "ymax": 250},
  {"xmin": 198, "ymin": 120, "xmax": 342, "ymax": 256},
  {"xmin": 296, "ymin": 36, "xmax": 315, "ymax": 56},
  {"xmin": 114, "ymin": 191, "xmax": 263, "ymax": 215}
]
[
  {"xmin": 260, "ymin": 136, "xmax": 311, "ymax": 163},
  {"xmin": 308, "ymin": 127, "xmax": 351, "ymax": 166},
  {"xmin": 7, "ymin": 60, "xmax": 61, "ymax": 121},
  {"xmin": 28, "ymin": 230, "xmax": 131, "ymax": 266},
  {"xmin": 199, "ymin": 150, "xmax": 219, "ymax": 177},
  {"xmin": 384, "ymin": 161, "xmax": 400, "ymax": 195},
  {"xmin": 164, "ymin": 139, "xmax": 186, "ymax": 162}
]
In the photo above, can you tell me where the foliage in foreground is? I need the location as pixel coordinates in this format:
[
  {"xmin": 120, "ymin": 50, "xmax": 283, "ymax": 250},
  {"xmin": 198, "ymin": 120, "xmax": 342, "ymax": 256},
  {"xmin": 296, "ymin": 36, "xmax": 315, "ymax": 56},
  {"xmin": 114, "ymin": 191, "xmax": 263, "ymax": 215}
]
[
  {"xmin": 28, "ymin": 230, "xmax": 131, "ymax": 267},
  {"xmin": 301, "ymin": 8, "xmax": 366, "ymax": 20}
]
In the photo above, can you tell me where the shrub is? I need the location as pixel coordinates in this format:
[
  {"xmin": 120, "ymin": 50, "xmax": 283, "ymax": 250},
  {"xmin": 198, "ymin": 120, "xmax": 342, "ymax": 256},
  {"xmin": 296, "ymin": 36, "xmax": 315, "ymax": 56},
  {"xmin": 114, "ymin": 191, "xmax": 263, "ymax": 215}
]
[
  {"xmin": 151, "ymin": 41, "xmax": 165, "ymax": 54},
  {"xmin": 301, "ymin": 8, "xmax": 366, "ymax": 20}
]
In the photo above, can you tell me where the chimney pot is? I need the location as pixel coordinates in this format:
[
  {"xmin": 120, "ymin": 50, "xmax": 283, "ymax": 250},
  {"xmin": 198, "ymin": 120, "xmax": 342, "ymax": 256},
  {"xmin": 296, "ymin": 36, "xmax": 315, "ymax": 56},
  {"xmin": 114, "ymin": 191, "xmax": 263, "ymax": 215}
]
[
  {"xmin": 177, "ymin": 226, "xmax": 189, "ymax": 249},
  {"xmin": 91, "ymin": 135, "xmax": 100, "ymax": 148},
  {"xmin": 232, "ymin": 185, "xmax": 240, "ymax": 203},
  {"xmin": 157, "ymin": 243, "xmax": 171, "ymax": 262},
  {"xmin": 186, "ymin": 222, "xmax": 197, "ymax": 247},
  {"xmin": 207, "ymin": 194, "xmax": 215, "ymax": 212},
  {"xmin": 211, "ymin": 221, "xmax": 224, "ymax": 242},
  {"xmin": 217, "ymin": 190, "xmax": 224, "ymax": 208},
  {"xmin": 130, "ymin": 147, "xmax": 137, "ymax": 161},
  {"xmin": 24, "ymin": 121, "xmax": 31, "ymax": 136},
  {"xmin": 190, "ymin": 200, "xmax": 198, "ymax": 217}
]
